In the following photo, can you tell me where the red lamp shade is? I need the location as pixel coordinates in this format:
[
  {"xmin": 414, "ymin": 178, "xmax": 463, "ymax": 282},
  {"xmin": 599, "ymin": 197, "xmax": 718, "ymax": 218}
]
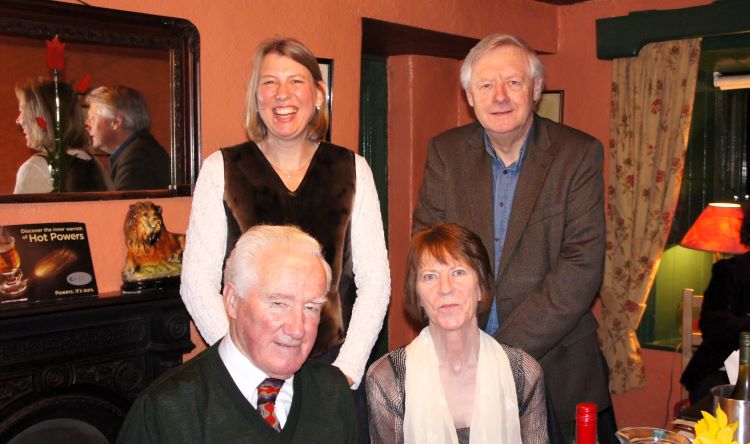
[{"xmin": 680, "ymin": 203, "xmax": 749, "ymax": 255}]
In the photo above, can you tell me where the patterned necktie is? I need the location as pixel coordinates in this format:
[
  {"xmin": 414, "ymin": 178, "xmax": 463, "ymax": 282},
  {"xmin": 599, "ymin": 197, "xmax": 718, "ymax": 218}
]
[{"xmin": 257, "ymin": 377, "xmax": 285, "ymax": 431}]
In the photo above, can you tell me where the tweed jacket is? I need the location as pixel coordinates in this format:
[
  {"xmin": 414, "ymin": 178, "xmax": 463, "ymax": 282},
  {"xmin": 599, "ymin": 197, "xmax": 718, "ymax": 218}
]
[
  {"xmin": 110, "ymin": 130, "xmax": 171, "ymax": 191},
  {"xmin": 412, "ymin": 116, "xmax": 610, "ymax": 422}
]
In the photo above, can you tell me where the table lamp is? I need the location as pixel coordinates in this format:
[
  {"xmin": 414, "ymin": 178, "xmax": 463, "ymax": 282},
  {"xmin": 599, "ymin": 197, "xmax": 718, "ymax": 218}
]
[{"xmin": 680, "ymin": 202, "xmax": 749, "ymax": 259}]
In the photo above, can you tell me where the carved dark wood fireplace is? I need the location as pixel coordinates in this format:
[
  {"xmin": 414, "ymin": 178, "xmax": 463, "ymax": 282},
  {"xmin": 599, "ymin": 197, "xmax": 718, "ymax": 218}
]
[{"xmin": 0, "ymin": 290, "xmax": 194, "ymax": 443}]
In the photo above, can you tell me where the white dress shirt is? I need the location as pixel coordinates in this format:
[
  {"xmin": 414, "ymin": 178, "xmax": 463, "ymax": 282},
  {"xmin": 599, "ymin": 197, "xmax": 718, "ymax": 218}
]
[{"xmin": 218, "ymin": 334, "xmax": 294, "ymax": 428}]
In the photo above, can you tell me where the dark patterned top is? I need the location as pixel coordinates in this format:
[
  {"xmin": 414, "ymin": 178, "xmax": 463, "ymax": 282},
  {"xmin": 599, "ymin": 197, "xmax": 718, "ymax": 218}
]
[
  {"xmin": 456, "ymin": 427, "xmax": 470, "ymax": 444},
  {"xmin": 366, "ymin": 342, "xmax": 549, "ymax": 444}
]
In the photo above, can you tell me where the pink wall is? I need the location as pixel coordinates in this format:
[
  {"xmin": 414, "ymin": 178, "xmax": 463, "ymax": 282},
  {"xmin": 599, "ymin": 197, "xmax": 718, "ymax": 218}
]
[
  {"xmin": 387, "ymin": 55, "xmax": 473, "ymax": 349},
  {"xmin": 0, "ymin": 0, "xmax": 718, "ymax": 430}
]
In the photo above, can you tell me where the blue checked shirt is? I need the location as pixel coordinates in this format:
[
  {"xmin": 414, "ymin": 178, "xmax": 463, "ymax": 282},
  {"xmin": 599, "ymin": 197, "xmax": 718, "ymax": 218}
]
[{"xmin": 483, "ymin": 130, "xmax": 530, "ymax": 335}]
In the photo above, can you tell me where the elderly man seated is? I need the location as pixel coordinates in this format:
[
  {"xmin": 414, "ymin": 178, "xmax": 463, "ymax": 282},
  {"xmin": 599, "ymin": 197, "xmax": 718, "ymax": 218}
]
[{"xmin": 116, "ymin": 225, "xmax": 357, "ymax": 443}]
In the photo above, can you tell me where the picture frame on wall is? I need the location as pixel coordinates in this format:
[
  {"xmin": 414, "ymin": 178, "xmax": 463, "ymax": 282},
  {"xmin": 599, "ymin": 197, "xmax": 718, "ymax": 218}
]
[
  {"xmin": 537, "ymin": 90, "xmax": 564, "ymax": 123},
  {"xmin": 317, "ymin": 58, "xmax": 333, "ymax": 141}
]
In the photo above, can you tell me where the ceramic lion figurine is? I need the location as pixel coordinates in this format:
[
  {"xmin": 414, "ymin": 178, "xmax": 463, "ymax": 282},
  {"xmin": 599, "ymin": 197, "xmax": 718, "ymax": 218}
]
[{"xmin": 123, "ymin": 201, "xmax": 185, "ymax": 282}]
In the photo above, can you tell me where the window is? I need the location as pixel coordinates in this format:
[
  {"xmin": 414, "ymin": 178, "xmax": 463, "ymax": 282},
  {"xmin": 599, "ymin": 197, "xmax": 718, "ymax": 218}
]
[{"xmin": 638, "ymin": 34, "xmax": 750, "ymax": 349}]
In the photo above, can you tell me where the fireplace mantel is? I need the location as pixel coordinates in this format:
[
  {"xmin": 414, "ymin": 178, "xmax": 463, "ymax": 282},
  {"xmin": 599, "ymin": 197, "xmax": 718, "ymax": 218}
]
[{"xmin": 0, "ymin": 289, "xmax": 194, "ymax": 442}]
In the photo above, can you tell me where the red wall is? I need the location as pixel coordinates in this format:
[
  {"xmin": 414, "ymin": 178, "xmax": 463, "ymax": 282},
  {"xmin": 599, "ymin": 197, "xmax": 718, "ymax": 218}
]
[{"xmin": 387, "ymin": 55, "xmax": 474, "ymax": 348}]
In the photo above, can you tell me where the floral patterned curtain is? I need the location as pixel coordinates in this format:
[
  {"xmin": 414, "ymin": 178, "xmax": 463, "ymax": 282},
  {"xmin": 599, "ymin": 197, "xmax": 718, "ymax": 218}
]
[{"xmin": 599, "ymin": 38, "xmax": 701, "ymax": 394}]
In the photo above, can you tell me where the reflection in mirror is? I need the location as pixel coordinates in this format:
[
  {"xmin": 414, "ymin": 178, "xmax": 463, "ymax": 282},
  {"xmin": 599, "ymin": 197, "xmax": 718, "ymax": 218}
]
[
  {"xmin": 0, "ymin": 0, "xmax": 200, "ymax": 202},
  {"xmin": 84, "ymin": 86, "xmax": 171, "ymax": 191}
]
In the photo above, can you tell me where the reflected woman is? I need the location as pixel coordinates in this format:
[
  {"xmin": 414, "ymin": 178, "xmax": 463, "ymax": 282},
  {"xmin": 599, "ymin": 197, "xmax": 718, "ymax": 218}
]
[
  {"xmin": 367, "ymin": 224, "xmax": 549, "ymax": 444},
  {"xmin": 14, "ymin": 77, "xmax": 109, "ymax": 193},
  {"xmin": 180, "ymin": 38, "xmax": 390, "ymax": 442}
]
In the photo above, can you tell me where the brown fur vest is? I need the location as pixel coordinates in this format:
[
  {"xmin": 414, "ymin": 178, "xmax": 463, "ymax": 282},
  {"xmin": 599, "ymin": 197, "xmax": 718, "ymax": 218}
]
[{"xmin": 221, "ymin": 141, "xmax": 356, "ymax": 357}]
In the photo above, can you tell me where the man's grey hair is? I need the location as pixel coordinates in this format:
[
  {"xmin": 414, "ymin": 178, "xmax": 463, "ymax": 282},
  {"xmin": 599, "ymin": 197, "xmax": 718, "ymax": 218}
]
[
  {"xmin": 460, "ymin": 33, "xmax": 546, "ymax": 92},
  {"xmin": 223, "ymin": 225, "xmax": 332, "ymax": 297},
  {"xmin": 86, "ymin": 86, "xmax": 151, "ymax": 132}
]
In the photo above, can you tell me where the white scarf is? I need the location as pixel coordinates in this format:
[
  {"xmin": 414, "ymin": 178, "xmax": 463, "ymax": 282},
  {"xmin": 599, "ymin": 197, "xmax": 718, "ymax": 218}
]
[{"xmin": 403, "ymin": 327, "xmax": 522, "ymax": 444}]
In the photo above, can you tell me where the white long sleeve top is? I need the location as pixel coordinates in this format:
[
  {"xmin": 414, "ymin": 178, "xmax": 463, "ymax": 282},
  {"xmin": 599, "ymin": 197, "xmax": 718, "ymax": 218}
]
[{"xmin": 180, "ymin": 149, "xmax": 391, "ymax": 387}]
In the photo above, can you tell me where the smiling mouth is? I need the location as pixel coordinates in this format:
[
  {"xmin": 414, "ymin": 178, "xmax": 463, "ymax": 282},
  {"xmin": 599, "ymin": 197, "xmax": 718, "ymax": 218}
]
[
  {"xmin": 491, "ymin": 109, "xmax": 513, "ymax": 116},
  {"xmin": 274, "ymin": 341, "xmax": 302, "ymax": 349},
  {"xmin": 273, "ymin": 106, "xmax": 298, "ymax": 116}
]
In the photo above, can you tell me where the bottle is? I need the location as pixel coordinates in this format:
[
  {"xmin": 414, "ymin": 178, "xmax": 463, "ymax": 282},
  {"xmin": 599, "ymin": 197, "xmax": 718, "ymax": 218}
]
[
  {"xmin": 730, "ymin": 331, "xmax": 750, "ymax": 400},
  {"xmin": 575, "ymin": 402, "xmax": 597, "ymax": 444}
]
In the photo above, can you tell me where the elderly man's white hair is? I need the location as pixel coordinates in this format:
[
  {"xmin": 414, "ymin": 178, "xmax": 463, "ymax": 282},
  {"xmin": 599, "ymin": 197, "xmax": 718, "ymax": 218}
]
[
  {"xmin": 223, "ymin": 225, "xmax": 332, "ymax": 297},
  {"xmin": 459, "ymin": 33, "xmax": 546, "ymax": 98},
  {"xmin": 86, "ymin": 85, "xmax": 151, "ymax": 132}
]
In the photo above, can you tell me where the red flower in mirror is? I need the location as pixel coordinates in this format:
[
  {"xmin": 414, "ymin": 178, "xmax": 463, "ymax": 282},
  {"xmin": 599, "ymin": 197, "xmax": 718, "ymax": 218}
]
[
  {"xmin": 75, "ymin": 73, "xmax": 91, "ymax": 94},
  {"xmin": 45, "ymin": 35, "xmax": 65, "ymax": 71}
]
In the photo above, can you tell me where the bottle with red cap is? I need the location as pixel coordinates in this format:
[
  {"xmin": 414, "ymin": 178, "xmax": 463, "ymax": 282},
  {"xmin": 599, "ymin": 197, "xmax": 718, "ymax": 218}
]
[{"xmin": 576, "ymin": 402, "xmax": 598, "ymax": 444}]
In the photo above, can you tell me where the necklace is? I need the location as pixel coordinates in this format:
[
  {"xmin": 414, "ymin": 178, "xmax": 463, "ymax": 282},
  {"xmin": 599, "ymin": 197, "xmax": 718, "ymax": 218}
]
[
  {"xmin": 261, "ymin": 143, "xmax": 319, "ymax": 180},
  {"xmin": 266, "ymin": 157, "xmax": 312, "ymax": 179}
]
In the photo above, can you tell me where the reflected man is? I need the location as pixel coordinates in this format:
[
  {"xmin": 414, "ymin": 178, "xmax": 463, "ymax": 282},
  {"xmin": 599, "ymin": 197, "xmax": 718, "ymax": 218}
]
[
  {"xmin": 116, "ymin": 225, "xmax": 357, "ymax": 443},
  {"xmin": 85, "ymin": 86, "xmax": 170, "ymax": 190},
  {"xmin": 412, "ymin": 34, "xmax": 615, "ymax": 442}
]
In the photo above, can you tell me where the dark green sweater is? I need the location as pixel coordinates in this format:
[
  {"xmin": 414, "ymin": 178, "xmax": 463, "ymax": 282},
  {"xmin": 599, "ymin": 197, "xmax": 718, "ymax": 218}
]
[{"xmin": 116, "ymin": 343, "xmax": 356, "ymax": 443}]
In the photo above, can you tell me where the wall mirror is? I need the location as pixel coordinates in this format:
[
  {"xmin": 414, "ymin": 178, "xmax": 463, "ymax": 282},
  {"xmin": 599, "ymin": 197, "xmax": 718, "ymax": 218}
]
[{"xmin": 0, "ymin": 0, "xmax": 200, "ymax": 203}]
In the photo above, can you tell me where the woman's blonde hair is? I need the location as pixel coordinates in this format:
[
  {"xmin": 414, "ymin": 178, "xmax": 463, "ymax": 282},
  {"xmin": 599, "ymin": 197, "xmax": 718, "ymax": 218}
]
[
  {"xmin": 244, "ymin": 38, "xmax": 328, "ymax": 143},
  {"xmin": 15, "ymin": 77, "xmax": 89, "ymax": 150}
]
